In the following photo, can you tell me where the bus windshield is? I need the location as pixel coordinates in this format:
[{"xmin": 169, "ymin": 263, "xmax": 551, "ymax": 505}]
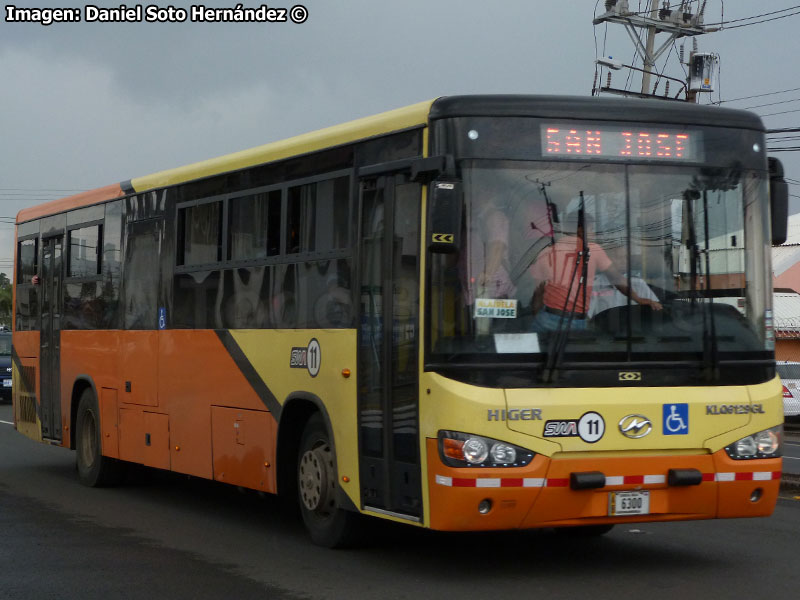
[{"xmin": 428, "ymin": 159, "xmax": 772, "ymax": 383}]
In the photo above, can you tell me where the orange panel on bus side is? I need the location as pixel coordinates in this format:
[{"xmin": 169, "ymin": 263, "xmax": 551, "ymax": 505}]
[
  {"xmin": 211, "ymin": 406, "xmax": 276, "ymax": 493},
  {"xmin": 118, "ymin": 407, "xmax": 143, "ymax": 465},
  {"xmin": 158, "ymin": 330, "xmax": 272, "ymax": 481},
  {"xmin": 143, "ymin": 412, "xmax": 170, "ymax": 471},
  {"xmin": 12, "ymin": 331, "xmax": 40, "ymax": 358},
  {"xmin": 121, "ymin": 331, "xmax": 159, "ymax": 407},
  {"xmin": 57, "ymin": 329, "xmax": 277, "ymax": 484},
  {"xmin": 60, "ymin": 331, "xmax": 122, "ymax": 450},
  {"xmin": 100, "ymin": 388, "xmax": 119, "ymax": 459}
]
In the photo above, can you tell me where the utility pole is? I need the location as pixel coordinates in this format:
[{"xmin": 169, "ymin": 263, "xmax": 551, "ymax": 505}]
[
  {"xmin": 593, "ymin": 0, "xmax": 716, "ymax": 101},
  {"xmin": 640, "ymin": 1, "xmax": 658, "ymax": 95}
]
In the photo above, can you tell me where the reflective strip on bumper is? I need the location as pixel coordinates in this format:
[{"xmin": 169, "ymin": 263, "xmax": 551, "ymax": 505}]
[{"xmin": 435, "ymin": 471, "xmax": 781, "ymax": 488}]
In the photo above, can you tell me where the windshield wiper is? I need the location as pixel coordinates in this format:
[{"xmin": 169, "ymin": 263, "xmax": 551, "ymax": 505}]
[
  {"xmin": 684, "ymin": 188, "xmax": 719, "ymax": 381},
  {"xmin": 701, "ymin": 190, "xmax": 720, "ymax": 380},
  {"xmin": 543, "ymin": 192, "xmax": 589, "ymax": 382}
]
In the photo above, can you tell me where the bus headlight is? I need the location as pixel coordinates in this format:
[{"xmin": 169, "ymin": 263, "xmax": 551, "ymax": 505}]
[
  {"xmin": 756, "ymin": 428, "xmax": 781, "ymax": 455},
  {"xmin": 462, "ymin": 437, "xmax": 489, "ymax": 464},
  {"xmin": 490, "ymin": 443, "xmax": 517, "ymax": 464},
  {"xmin": 439, "ymin": 431, "xmax": 534, "ymax": 468},
  {"xmin": 724, "ymin": 425, "xmax": 783, "ymax": 460}
]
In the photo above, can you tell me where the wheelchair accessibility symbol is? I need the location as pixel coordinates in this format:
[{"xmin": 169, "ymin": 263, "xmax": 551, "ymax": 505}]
[{"xmin": 662, "ymin": 403, "xmax": 689, "ymax": 435}]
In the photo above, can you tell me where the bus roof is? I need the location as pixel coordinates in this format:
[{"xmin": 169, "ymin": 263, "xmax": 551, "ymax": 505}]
[
  {"xmin": 16, "ymin": 98, "xmax": 435, "ymax": 223},
  {"xmin": 429, "ymin": 94, "xmax": 765, "ymax": 130},
  {"xmin": 16, "ymin": 94, "xmax": 765, "ymax": 224}
]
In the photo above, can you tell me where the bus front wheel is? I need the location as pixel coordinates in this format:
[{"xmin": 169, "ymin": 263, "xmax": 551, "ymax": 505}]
[
  {"xmin": 75, "ymin": 388, "xmax": 125, "ymax": 487},
  {"xmin": 297, "ymin": 413, "xmax": 361, "ymax": 547}
]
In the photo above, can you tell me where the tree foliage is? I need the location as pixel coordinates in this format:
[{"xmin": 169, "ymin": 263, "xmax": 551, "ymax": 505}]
[{"xmin": 0, "ymin": 273, "xmax": 11, "ymax": 328}]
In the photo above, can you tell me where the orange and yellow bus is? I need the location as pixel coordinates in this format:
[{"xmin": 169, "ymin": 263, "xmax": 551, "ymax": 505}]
[{"xmin": 12, "ymin": 95, "xmax": 788, "ymax": 546}]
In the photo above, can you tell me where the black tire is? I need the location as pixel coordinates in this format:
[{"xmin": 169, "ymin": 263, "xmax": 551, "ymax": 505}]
[
  {"xmin": 75, "ymin": 388, "xmax": 125, "ymax": 487},
  {"xmin": 556, "ymin": 524, "xmax": 615, "ymax": 537},
  {"xmin": 297, "ymin": 413, "xmax": 361, "ymax": 548}
]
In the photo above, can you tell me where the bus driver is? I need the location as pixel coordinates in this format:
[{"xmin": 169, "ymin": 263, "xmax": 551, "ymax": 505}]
[{"xmin": 530, "ymin": 211, "xmax": 662, "ymax": 331}]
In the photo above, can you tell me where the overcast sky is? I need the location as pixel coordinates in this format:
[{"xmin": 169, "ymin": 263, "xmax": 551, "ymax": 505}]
[{"xmin": 2, "ymin": 0, "xmax": 799, "ymax": 277}]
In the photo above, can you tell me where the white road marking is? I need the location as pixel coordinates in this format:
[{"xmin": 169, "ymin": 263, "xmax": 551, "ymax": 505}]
[{"xmin": 0, "ymin": 420, "xmax": 13, "ymax": 426}]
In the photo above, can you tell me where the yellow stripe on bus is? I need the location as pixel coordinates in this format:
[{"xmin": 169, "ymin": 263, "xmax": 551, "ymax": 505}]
[{"xmin": 130, "ymin": 100, "xmax": 435, "ymax": 193}]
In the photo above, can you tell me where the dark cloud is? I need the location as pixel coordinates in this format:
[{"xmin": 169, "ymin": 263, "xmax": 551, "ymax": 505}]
[{"xmin": 1, "ymin": 0, "xmax": 797, "ymax": 216}]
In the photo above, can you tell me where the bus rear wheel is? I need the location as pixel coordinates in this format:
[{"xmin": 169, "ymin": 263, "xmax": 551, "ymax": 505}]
[
  {"xmin": 75, "ymin": 388, "xmax": 125, "ymax": 487},
  {"xmin": 297, "ymin": 413, "xmax": 361, "ymax": 548}
]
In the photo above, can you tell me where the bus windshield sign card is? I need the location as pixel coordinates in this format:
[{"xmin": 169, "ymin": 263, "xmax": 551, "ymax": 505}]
[{"xmin": 474, "ymin": 298, "xmax": 517, "ymax": 318}]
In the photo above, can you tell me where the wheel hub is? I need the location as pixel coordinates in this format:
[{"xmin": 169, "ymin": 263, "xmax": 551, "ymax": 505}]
[
  {"xmin": 79, "ymin": 411, "xmax": 97, "ymax": 469},
  {"xmin": 299, "ymin": 445, "xmax": 333, "ymax": 512}
]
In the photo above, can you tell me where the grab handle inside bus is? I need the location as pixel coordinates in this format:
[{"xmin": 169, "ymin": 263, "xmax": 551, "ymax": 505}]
[
  {"xmin": 769, "ymin": 156, "xmax": 788, "ymax": 245},
  {"xmin": 428, "ymin": 177, "xmax": 463, "ymax": 253}
]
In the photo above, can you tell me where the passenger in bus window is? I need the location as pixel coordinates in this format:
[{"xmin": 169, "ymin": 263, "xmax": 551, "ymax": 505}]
[
  {"xmin": 463, "ymin": 186, "xmax": 515, "ymax": 306},
  {"xmin": 529, "ymin": 212, "xmax": 661, "ymax": 332}
]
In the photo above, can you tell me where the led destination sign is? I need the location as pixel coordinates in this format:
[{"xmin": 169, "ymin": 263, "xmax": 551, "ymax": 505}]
[{"xmin": 542, "ymin": 124, "xmax": 702, "ymax": 161}]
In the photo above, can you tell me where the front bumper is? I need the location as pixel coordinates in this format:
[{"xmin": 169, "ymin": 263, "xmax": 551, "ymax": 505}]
[{"xmin": 426, "ymin": 438, "xmax": 781, "ymax": 531}]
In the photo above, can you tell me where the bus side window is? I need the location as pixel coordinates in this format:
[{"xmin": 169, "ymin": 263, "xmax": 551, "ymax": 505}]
[
  {"xmin": 67, "ymin": 225, "xmax": 102, "ymax": 277},
  {"xmin": 125, "ymin": 219, "xmax": 162, "ymax": 330},
  {"xmin": 287, "ymin": 176, "xmax": 349, "ymax": 254},
  {"xmin": 177, "ymin": 201, "xmax": 222, "ymax": 266},
  {"xmin": 229, "ymin": 189, "xmax": 282, "ymax": 261},
  {"xmin": 18, "ymin": 237, "xmax": 38, "ymax": 284},
  {"xmin": 16, "ymin": 234, "xmax": 39, "ymax": 331}
]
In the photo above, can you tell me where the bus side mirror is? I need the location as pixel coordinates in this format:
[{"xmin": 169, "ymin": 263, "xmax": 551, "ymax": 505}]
[
  {"xmin": 769, "ymin": 157, "xmax": 788, "ymax": 245},
  {"xmin": 428, "ymin": 179, "xmax": 463, "ymax": 253}
]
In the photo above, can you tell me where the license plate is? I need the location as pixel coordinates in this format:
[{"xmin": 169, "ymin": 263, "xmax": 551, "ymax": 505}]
[
  {"xmin": 609, "ymin": 491, "xmax": 650, "ymax": 516},
  {"xmin": 2, "ymin": 379, "xmax": 11, "ymax": 387}
]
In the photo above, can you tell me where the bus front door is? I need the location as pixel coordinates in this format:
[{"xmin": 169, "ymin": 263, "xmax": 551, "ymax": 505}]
[
  {"xmin": 358, "ymin": 174, "xmax": 422, "ymax": 520},
  {"xmin": 39, "ymin": 235, "xmax": 63, "ymax": 441}
]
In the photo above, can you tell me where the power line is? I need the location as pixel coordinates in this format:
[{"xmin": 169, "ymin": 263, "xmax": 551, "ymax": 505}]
[
  {"xmin": 744, "ymin": 97, "xmax": 800, "ymax": 110},
  {"xmin": 714, "ymin": 87, "xmax": 800, "ymax": 105},
  {"xmin": 720, "ymin": 9, "xmax": 800, "ymax": 30},
  {"xmin": 704, "ymin": 5, "xmax": 800, "ymax": 26},
  {"xmin": 757, "ymin": 107, "xmax": 800, "ymax": 117}
]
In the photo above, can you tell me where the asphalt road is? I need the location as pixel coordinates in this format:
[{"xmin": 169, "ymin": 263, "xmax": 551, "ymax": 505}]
[{"xmin": 1, "ymin": 403, "xmax": 799, "ymax": 600}]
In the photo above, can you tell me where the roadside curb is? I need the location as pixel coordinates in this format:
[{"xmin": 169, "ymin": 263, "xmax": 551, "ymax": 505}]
[{"xmin": 781, "ymin": 473, "xmax": 800, "ymax": 491}]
